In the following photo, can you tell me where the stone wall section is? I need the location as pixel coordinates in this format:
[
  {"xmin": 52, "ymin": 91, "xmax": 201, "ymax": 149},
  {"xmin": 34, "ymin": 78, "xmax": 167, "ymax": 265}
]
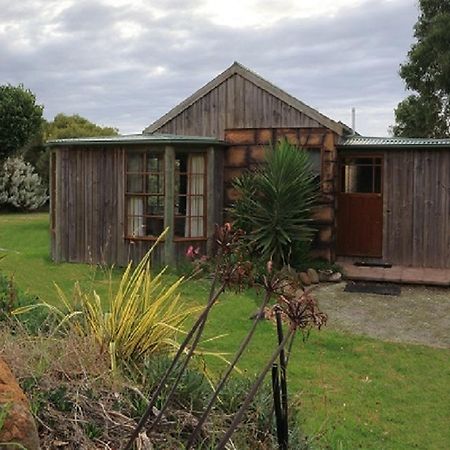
[{"xmin": 224, "ymin": 128, "xmax": 338, "ymax": 262}]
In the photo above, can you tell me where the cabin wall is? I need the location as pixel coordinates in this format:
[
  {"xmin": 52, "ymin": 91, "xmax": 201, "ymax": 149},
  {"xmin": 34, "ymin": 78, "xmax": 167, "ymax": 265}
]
[
  {"xmin": 383, "ymin": 149, "xmax": 450, "ymax": 268},
  {"xmin": 51, "ymin": 145, "xmax": 222, "ymax": 267},
  {"xmin": 152, "ymin": 74, "xmax": 323, "ymax": 139},
  {"xmin": 223, "ymin": 127, "xmax": 339, "ymax": 262}
]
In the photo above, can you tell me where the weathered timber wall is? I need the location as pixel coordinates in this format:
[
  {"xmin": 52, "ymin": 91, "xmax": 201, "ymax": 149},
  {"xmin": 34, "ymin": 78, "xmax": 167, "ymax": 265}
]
[
  {"xmin": 152, "ymin": 74, "xmax": 323, "ymax": 139},
  {"xmin": 223, "ymin": 128, "xmax": 339, "ymax": 262},
  {"xmin": 51, "ymin": 145, "xmax": 221, "ymax": 266},
  {"xmin": 383, "ymin": 149, "xmax": 450, "ymax": 268}
]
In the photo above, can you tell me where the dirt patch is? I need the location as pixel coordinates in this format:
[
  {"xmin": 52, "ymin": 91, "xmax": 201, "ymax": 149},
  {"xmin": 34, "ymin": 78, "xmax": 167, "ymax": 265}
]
[{"xmin": 314, "ymin": 282, "xmax": 450, "ymax": 348}]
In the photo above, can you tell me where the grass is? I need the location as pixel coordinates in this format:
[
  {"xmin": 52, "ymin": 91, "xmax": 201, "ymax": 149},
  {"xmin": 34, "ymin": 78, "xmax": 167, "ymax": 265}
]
[{"xmin": 1, "ymin": 212, "xmax": 450, "ymax": 449}]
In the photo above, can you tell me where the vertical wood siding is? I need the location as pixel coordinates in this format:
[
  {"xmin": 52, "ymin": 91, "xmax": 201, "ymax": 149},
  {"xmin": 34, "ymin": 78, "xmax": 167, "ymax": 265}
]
[
  {"xmin": 51, "ymin": 145, "xmax": 222, "ymax": 267},
  {"xmin": 153, "ymin": 74, "xmax": 322, "ymax": 139},
  {"xmin": 383, "ymin": 149, "xmax": 450, "ymax": 268}
]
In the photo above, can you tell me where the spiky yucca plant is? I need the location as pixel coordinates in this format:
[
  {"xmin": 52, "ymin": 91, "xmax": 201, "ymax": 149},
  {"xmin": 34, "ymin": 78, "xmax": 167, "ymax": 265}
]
[{"xmin": 231, "ymin": 139, "xmax": 318, "ymax": 268}]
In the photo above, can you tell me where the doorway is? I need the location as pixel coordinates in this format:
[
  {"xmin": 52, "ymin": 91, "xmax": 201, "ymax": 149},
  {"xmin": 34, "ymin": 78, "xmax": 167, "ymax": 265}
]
[{"xmin": 336, "ymin": 155, "xmax": 383, "ymax": 257}]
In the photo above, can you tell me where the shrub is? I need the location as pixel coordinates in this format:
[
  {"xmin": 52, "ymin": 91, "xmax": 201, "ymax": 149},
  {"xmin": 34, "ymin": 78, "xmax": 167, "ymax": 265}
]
[
  {"xmin": 230, "ymin": 139, "xmax": 318, "ymax": 268},
  {"xmin": 0, "ymin": 156, "xmax": 48, "ymax": 210}
]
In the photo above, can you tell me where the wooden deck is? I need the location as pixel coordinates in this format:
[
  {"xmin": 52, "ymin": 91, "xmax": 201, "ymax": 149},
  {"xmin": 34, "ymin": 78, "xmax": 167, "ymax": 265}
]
[{"xmin": 338, "ymin": 259, "xmax": 450, "ymax": 286}]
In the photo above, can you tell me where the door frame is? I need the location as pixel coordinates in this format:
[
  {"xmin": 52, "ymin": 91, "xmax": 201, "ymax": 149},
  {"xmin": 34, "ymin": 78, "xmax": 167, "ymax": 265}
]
[{"xmin": 336, "ymin": 152, "xmax": 384, "ymax": 258}]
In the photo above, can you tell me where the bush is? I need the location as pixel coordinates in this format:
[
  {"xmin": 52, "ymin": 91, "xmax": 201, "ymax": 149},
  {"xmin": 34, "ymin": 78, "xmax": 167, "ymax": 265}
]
[
  {"xmin": 230, "ymin": 139, "xmax": 319, "ymax": 268},
  {"xmin": 0, "ymin": 156, "xmax": 48, "ymax": 210}
]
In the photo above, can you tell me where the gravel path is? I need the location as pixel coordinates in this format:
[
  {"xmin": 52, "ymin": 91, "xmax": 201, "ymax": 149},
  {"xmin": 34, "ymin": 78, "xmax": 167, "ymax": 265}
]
[{"xmin": 314, "ymin": 282, "xmax": 450, "ymax": 348}]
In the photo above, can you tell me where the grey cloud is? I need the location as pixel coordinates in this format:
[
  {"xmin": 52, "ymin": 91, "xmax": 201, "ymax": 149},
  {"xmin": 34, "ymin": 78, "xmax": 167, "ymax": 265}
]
[{"xmin": 0, "ymin": 0, "xmax": 418, "ymax": 135}]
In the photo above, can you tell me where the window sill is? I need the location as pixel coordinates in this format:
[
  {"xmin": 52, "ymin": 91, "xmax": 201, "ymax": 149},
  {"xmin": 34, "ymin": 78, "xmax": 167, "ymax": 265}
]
[
  {"xmin": 125, "ymin": 236, "xmax": 166, "ymax": 242},
  {"xmin": 173, "ymin": 237, "xmax": 207, "ymax": 242}
]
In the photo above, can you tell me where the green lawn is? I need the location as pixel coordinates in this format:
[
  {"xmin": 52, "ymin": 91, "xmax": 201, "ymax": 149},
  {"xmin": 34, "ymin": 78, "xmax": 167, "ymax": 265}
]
[{"xmin": 1, "ymin": 212, "xmax": 449, "ymax": 449}]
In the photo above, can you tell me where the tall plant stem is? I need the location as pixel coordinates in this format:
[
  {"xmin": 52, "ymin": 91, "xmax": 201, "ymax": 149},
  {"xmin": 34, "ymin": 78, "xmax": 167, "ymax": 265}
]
[
  {"xmin": 275, "ymin": 308, "xmax": 288, "ymax": 449},
  {"xmin": 271, "ymin": 364, "xmax": 285, "ymax": 448},
  {"xmin": 123, "ymin": 276, "xmax": 225, "ymax": 450},
  {"xmin": 216, "ymin": 328, "xmax": 295, "ymax": 450},
  {"xmin": 185, "ymin": 289, "xmax": 272, "ymax": 449}
]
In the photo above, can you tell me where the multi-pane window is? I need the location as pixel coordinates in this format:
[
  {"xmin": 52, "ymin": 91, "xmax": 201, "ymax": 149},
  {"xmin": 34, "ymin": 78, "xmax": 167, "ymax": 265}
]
[
  {"xmin": 126, "ymin": 151, "xmax": 165, "ymax": 238},
  {"xmin": 125, "ymin": 150, "xmax": 207, "ymax": 240},
  {"xmin": 341, "ymin": 157, "xmax": 382, "ymax": 193},
  {"xmin": 174, "ymin": 153, "xmax": 206, "ymax": 238}
]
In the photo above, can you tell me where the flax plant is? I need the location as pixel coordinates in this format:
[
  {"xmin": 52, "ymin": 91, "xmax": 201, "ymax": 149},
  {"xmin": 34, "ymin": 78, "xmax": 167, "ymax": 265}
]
[{"xmin": 14, "ymin": 231, "xmax": 198, "ymax": 371}]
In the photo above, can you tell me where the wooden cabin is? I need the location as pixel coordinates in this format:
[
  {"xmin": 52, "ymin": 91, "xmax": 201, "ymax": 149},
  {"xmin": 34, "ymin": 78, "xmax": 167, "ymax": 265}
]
[{"xmin": 48, "ymin": 62, "xmax": 450, "ymax": 272}]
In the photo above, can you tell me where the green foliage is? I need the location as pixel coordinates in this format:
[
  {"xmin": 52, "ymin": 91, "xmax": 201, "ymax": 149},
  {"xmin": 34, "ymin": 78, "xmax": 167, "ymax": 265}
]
[
  {"xmin": 0, "ymin": 84, "xmax": 43, "ymax": 160},
  {"xmin": 2, "ymin": 213, "xmax": 450, "ymax": 449},
  {"xmin": 393, "ymin": 0, "xmax": 450, "ymax": 137},
  {"xmin": 23, "ymin": 113, "xmax": 119, "ymax": 186},
  {"xmin": 0, "ymin": 270, "xmax": 47, "ymax": 333},
  {"xmin": 44, "ymin": 113, "xmax": 118, "ymax": 140},
  {"xmin": 14, "ymin": 235, "xmax": 198, "ymax": 370},
  {"xmin": 230, "ymin": 140, "xmax": 318, "ymax": 268}
]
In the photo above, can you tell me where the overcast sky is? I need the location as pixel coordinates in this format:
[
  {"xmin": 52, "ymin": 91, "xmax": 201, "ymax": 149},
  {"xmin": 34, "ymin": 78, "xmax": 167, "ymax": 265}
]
[{"xmin": 0, "ymin": 0, "xmax": 419, "ymax": 136}]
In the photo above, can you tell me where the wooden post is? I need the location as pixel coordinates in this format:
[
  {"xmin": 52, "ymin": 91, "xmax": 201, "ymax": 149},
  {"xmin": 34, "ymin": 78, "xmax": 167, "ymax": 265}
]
[
  {"xmin": 164, "ymin": 145, "xmax": 175, "ymax": 265},
  {"xmin": 207, "ymin": 146, "xmax": 215, "ymax": 255}
]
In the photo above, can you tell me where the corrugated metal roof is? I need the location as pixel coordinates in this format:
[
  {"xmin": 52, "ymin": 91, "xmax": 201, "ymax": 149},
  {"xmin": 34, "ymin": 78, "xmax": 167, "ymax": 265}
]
[
  {"xmin": 340, "ymin": 136, "xmax": 450, "ymax": 148},
  {"xmin": 46, "ymin": 133, "xmax": 227, "ymax": 147}
]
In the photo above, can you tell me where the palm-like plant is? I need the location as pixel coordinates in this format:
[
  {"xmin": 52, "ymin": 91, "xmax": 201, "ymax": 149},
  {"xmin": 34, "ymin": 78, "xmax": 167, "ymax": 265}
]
[{"xmin": 230, "ymin": 139, "xmax": 318, "ymax": 268}]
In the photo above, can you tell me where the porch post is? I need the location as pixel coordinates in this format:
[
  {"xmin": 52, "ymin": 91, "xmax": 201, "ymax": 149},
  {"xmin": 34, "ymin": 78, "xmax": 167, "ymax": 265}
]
[
  {"xmin": 207, "ymin": 146, "xmax": 215, "ymax": 255},
  {"xmin": 164, "ymin": 145, "xmax": 175, "ymax": 265}
]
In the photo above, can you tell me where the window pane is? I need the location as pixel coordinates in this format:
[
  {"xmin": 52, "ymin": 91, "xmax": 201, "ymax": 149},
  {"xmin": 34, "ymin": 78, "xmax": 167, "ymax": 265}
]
[
  {"xmin": 306, "ymin": 148, "xmax": 321, "ymax": 175},
  {"xmin": 128, "ymin": 153, "xmax": 143, "ymax": 172},
  {"xmin": 148, "ymin": 173, "xmax": 164, "ymax": 193},
  {"xmin": 147, "ymin": 155, "xmax": 163, "ymax": 172},
  {"xmin": 146, "ymin": 217, "xmax": 164, "ymax": 236},
  {"xmin": 147, "ymin": 195, "xmax": 164, "ymax": 215},
  {"xmin": 127, "ymin": 174, "xmax": 144, "ymax": 193},
  {"xmin": 342, "ymin": 164, "xmax": 374, "ymax": 193},
  {"xmin": 374, "ymin": 165, "xmax": 382, "ymax": 193},
  {"xmin": 127, "ymin": 197, "xmax": 145, "ymax": 237}
]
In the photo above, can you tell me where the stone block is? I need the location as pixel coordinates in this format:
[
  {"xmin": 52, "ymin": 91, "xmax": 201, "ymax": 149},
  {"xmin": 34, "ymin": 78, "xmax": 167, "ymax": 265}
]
[
  {"xmin": 224, "ymin": 168, "xmax": 245, "ymax": 182},
  {"xmin": 256, "ymin": 129, "xmax": 273, "ymax": 144},
  {"xmin": 312, "ymin": 206, "xmax": 334, "ymax": 223},
  {"xmin": 225, "ymin": 129, "xmax": 256, "ymax": 145},
  {"xmin": 225, "ymin": 147, "xmax": 248, "ymax": 168},
  {"xmin": 318, "ymin": 226, "xmax": 334, "ymax": 244},
  {"xmin": 307, "ymin": 268, "xmax": 319, "ymax": 284},
  {"xmin": 299, "ymin": 272, "xmax": 311, "ymax": 286},
  {"xmin": 276, "ymin": 129, "xmax": 299, "ymax": 145},
  {"xmin": 249, "ymin": 145, "xmax": 265, "ymax": 162}
]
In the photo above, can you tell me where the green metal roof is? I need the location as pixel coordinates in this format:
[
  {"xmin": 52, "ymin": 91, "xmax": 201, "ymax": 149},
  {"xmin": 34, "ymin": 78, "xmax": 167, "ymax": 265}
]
[
  {"xmin": 46, "ymin": 133, "xmax": 227, "ymax": 147},
  {"xmin": 340, "ymin": 135, "xmax": 450, "ymax": 149}
]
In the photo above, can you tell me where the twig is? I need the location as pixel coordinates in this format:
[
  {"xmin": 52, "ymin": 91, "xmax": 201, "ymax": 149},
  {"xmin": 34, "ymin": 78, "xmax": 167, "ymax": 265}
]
[
  {"xmin": 216, "ymin": 328, "xmax": 294, "ymax": 450},
  {"xmin": 186, "ymin": 289, "xmax": 272, "ymax": 448}
]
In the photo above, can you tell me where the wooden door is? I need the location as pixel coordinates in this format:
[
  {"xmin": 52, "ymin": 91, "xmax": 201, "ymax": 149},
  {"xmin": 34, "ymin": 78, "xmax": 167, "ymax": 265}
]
[{"xmin": 337, "ymin": 156, "xmax": 383, "ymax": 257}]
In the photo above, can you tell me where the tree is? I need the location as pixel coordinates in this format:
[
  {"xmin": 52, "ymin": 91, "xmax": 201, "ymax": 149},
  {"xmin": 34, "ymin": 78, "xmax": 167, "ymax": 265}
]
[
  {"xmin": 0, "ymin": 84, "xmax": 43, "ymax": 160},
  {"xmin": 24, "ymin": 113, "xmax": 119, "ymax": 186},
  {"xmin": 230, "ymin": 140, "xmax": 318, "ymax": 268},
  {"xmin": 44, "ymin": 113, "xmax": 118, "ymax": 140},
  {"xmin": 393, "ymin": 0, "xmax": 450, "ymax": 137}
]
